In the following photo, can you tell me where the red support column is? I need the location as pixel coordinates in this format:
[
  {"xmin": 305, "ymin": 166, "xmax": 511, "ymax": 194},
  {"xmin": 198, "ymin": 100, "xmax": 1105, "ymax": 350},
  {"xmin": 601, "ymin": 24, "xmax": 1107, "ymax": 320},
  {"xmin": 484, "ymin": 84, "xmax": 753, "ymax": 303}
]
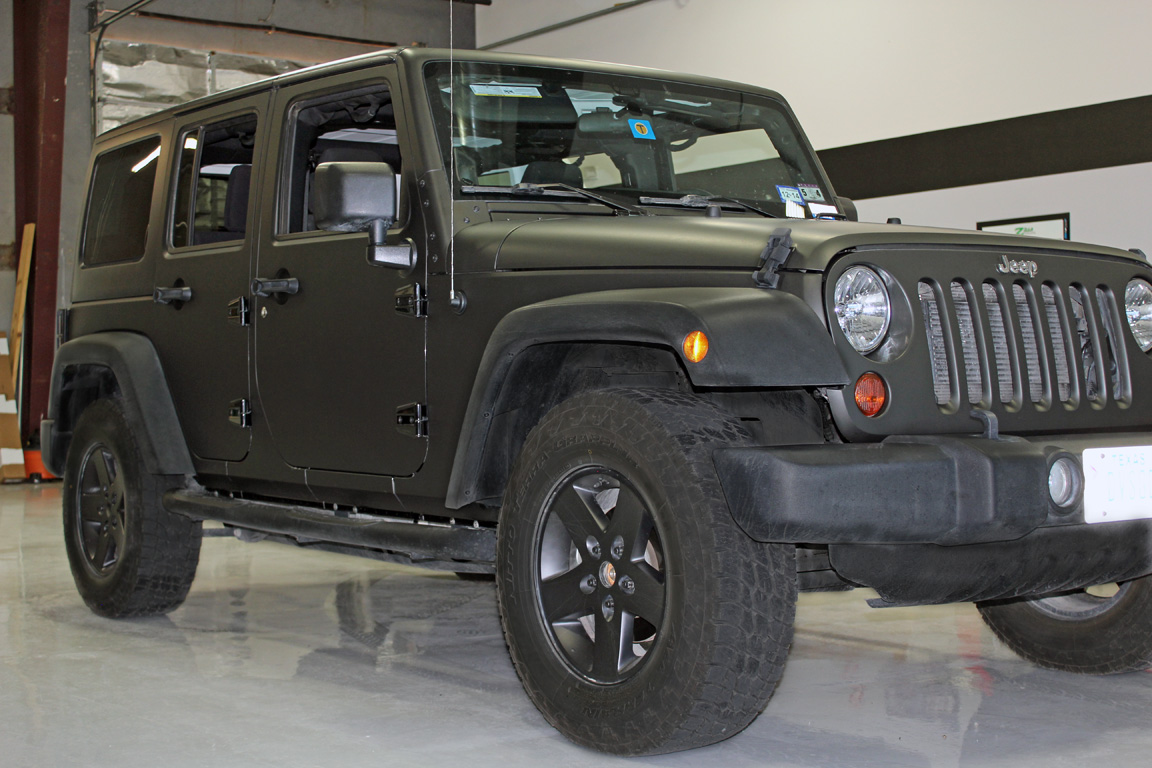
[{"xmin": 12, "ymin": 0, "xmax": 70, "ymax": 442}]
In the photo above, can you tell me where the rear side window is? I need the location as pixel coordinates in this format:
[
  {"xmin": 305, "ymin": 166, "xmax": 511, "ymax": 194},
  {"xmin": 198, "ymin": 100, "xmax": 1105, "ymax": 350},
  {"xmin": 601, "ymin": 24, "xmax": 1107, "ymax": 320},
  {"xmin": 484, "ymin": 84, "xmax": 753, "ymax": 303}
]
[
  {"xmin": 171, "ymin": 114, "xmax": 259, "ymax": 248},
  {"xmin": 82, "ymin": 137, "xmax": 161, "ymax": 266}
]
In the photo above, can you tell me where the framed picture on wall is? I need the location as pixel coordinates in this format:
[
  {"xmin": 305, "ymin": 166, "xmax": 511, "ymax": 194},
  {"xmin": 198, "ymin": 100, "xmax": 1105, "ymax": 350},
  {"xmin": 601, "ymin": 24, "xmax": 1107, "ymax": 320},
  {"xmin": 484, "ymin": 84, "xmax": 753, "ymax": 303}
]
[{"xmin": 977, "ymin": 213, "xmax": 1070, "ymax": 240}]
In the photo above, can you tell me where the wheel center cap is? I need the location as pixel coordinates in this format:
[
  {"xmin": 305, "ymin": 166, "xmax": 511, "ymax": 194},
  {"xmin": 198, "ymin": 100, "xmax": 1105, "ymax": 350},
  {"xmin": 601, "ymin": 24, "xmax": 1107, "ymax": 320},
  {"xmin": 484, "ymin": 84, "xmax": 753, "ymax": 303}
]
[{"xmin": 599, "ymin": 561, "xmax": 617, "ymax": 588}]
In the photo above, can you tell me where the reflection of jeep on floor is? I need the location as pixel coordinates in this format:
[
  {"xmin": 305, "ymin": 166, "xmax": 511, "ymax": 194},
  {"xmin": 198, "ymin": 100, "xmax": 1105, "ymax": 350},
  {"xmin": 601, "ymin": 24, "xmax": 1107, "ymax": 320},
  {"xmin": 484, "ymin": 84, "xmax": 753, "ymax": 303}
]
[{"xmin": 46, "ymin": 47, "xmax": 1152, "ymax": 755}]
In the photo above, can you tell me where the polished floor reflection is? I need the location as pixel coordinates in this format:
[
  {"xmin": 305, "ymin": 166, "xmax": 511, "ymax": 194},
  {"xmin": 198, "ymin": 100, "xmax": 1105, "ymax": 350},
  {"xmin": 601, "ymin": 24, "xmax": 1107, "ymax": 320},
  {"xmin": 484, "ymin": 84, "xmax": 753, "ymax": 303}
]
[{"xmin": 3, "ymin": 482, "xmax": 1151, "ymax": 767}]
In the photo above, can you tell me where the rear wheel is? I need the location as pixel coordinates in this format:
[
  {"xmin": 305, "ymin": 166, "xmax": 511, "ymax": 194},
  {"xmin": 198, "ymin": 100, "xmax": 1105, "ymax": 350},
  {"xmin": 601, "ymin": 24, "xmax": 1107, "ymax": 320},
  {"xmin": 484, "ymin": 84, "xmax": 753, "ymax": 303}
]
[
  {"xmin": 63, "ymin": 398, "xmax": 202, "ymax": 618},
  {"xmin": 497, "ymin": 388, "xmax": 796, "ymax": 755},
  {"xmin": 977, "ymin": 576, "xmax": 1152, "ymax": 674}
]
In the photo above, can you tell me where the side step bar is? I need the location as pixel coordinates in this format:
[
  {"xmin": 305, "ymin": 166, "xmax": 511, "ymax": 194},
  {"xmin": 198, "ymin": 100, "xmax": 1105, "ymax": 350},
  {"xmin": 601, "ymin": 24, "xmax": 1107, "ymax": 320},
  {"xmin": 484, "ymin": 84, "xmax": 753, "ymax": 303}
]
[{"xmin": 164, "ymin": 487, "xmax": 496, "ymax": 569}]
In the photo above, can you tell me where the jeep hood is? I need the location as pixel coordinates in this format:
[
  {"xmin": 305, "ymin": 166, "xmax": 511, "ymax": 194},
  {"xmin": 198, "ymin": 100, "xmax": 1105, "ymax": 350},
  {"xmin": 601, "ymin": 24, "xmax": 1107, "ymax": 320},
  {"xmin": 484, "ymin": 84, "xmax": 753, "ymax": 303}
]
[{"xmin": 453, "ymin": 215, "xmax": 1141, "ymax": 273}]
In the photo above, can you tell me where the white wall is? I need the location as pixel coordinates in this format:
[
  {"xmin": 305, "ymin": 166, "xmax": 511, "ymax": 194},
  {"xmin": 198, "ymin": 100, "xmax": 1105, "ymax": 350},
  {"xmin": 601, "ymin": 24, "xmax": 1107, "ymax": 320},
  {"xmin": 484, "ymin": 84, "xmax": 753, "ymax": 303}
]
[
  {"xmin": 855, "ymin": 162, "xmax": 1152, "ymax": 254},
  {"xmin": 477, "ymin": 0, "xmax": 1152, "ymax": 151}
]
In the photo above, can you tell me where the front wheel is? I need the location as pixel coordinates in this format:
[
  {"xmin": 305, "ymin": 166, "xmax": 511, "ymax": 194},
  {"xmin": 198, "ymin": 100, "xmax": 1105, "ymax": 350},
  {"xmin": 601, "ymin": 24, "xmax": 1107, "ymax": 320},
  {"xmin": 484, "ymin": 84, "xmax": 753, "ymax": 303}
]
[
  {"xmin": 497, "ymin": 388, "xmax": 796, "ymax": 755},
  {"xmin": 977, "ymin": 576, "xmax": 1152, "ymax": 674},
  {"xmin": 63, "ymin": 398, "xmax": 202, "ymax": 618}
]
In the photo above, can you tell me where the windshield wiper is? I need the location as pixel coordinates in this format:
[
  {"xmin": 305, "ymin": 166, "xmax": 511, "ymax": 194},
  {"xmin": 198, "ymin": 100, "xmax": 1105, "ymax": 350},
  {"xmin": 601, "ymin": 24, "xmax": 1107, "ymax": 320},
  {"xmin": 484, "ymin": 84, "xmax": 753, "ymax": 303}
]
[
  {"xmin": 461, "ymin": 182, "xmax": 647, "ymax": 216},
  {"xmin": 638, "ymin": 194, "xmax": 777, "ymax": 218}
]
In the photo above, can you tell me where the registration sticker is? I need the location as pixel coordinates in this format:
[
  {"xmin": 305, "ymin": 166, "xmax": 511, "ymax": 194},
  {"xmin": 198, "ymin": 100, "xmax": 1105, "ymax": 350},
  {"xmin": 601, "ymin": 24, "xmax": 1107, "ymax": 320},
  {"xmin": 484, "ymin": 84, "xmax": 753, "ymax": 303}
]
[
  {"xmin": 469, "ymin": 84, "xmax": 542, "ymax": 98},
  {"xmin": 1083, "ymin": 446, "xmax": 1152, "ymax": 523},
  {"xmin": 776, "ymin": 185, "xmax": 804, "ymax": 205},
  {"xmin": 798, "ymin": 183, "xmax": 826, "ymax": 202}
]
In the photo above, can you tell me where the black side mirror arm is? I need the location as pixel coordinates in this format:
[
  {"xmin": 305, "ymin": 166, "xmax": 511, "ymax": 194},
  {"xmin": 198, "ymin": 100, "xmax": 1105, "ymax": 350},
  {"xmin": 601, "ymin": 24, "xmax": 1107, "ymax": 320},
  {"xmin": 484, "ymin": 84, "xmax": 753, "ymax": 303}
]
[{"xmin": 367, "ymin": 217, "xmax": 414, "ymax": 270}]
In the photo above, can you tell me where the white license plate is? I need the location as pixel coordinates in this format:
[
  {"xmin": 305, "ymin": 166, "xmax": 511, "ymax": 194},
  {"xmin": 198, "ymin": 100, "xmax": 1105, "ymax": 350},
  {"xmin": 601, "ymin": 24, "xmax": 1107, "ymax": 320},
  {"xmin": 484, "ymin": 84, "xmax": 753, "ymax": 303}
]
[{"xmin": 1083, "ymin": 446, "xmax": 1152, "ymax": 523}]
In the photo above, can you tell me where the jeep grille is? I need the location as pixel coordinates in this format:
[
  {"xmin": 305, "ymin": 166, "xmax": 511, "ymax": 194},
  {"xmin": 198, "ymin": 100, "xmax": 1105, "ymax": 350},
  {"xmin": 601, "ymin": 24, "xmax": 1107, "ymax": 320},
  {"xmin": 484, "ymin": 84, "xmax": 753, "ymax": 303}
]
[{"xmin": 917, "ymin": 278, "xmax": 1130, "ymax": 411}]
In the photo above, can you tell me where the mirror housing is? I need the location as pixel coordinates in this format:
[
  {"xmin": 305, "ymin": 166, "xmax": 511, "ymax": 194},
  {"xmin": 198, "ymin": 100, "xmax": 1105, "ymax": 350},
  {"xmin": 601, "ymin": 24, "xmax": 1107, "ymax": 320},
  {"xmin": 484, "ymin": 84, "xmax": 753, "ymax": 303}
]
[
  {"xmin": 313, "ymin": 161, "xmax": 413, "ymax": 269},
  {"xmin": 835, "ymin": 196, "xmax": 859, "ymax": 222}
]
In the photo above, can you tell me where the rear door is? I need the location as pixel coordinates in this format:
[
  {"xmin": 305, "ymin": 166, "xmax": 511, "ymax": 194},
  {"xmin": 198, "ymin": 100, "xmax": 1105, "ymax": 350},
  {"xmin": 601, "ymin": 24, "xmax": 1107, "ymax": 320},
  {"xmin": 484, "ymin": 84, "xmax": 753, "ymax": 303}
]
[{"xmin": 149, "ymin": 99, "xmax": 267, "ymax": 462}]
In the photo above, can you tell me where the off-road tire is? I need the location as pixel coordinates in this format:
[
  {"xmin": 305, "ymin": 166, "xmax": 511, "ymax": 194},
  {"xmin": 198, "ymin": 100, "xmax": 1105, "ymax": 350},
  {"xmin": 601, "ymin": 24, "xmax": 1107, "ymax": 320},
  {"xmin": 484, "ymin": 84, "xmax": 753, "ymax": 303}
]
[
  {"xmin": 977, "ymin": 576, "xmax": 1152, "ymax": 674},
  {"xmin": 497, "ymin": 388, "xmax": 796, "ymax": 755},
  {"xmin": 63, "ymin": 398, "xmax": 202, "ymax": 618}
]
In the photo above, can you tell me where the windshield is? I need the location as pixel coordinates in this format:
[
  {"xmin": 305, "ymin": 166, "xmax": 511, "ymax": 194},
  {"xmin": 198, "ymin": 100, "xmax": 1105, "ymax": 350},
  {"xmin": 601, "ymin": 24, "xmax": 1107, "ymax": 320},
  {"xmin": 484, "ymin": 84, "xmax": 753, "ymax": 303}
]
[{"xmin": 424, "ymin": 61, "xmax": 837, "ymax": 218}]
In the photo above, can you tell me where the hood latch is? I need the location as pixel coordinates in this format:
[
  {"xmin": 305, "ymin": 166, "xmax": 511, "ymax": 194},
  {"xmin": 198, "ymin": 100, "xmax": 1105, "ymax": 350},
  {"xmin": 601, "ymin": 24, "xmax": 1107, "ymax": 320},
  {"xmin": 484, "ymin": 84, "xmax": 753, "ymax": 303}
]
[{"xmin": 752, "ymin": 227, "xmax": 794, "ymax": 289}]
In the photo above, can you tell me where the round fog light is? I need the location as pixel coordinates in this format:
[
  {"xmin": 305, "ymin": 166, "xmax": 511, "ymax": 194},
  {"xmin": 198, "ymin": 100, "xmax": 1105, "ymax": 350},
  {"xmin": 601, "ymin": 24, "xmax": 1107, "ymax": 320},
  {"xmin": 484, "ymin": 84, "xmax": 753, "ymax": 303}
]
[{"xmin": 1048, "ymin": 456, "xmax": 1082, "ymax": 509}]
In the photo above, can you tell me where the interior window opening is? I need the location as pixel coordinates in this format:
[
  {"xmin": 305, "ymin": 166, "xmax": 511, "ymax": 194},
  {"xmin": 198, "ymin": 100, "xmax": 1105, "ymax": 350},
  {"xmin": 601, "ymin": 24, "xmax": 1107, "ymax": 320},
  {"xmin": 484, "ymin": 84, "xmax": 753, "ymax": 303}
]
[
  {"xmin": 171, "ymin": 114, "xmax": 259, "ymax": 248},
  {"xmin": 281, "ymin": 88, "xmax": 401, "ymax": 234}
]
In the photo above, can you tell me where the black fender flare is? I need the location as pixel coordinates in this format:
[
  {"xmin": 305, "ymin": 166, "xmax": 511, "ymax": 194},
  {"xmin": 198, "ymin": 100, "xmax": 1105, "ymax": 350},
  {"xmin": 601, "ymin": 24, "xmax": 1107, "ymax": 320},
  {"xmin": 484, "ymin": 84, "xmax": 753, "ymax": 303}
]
[
  {"xmin": 41, "ymin": 332, "xmax": 194, "ymax": 478},
  {"xmin": 445, "ymin": 286, "xmax": 847, "ymax": 508}
]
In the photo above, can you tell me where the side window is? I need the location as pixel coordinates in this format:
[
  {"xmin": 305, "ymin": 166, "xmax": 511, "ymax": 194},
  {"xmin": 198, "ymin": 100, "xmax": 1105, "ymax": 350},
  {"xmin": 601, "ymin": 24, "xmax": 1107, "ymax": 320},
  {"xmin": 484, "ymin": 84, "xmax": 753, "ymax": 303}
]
[
  {"xmin": 171, "ymin": 114, "xmax": 259, "ymax": 247},
  {"xmin": 280, "ymin": 87, "xmax": 400, "ymax": 234},
  {"xmin": 82, "ymin": 137, "xmax": 161, "ymax": 266}
]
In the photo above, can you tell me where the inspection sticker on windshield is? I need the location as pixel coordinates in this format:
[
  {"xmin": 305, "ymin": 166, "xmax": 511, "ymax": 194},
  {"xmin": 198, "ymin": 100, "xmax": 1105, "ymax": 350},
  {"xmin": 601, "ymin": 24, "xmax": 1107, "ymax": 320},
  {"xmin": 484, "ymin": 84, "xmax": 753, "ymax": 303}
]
[
  {"xmin": 1083, "ymin": 446, "xmax": 1152, "ymax": 523},
  {"xmin": 470, "ymin": 84, "xmax": 542, "ymax": 98},
  {"xmin": 776, "ymin": 185, "xmax": 804, "ymax": 205},
  {"xmin": 629, "ymin": 119, "xmax": 656, "ymax": 140},
  {"xmin": 798, "ymin": 184, "xmax": 825, "ymax": 202}
]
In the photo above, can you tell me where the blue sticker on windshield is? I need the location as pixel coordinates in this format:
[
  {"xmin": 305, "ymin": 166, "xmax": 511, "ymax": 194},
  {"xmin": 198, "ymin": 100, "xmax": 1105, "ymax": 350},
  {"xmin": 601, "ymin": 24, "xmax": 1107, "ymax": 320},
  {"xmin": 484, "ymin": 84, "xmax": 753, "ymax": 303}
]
[
  {"xmin": 776, "ymin": 185, "xmax": 804, "ymax": 205},
  {"xmin": 629, "ymin": 119, "xmax": 656, "ymax": 140}
]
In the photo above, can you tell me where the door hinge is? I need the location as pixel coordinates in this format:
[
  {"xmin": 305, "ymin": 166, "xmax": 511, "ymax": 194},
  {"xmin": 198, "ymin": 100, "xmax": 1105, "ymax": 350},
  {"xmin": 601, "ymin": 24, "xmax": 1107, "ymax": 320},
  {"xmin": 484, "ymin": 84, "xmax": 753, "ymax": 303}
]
[
  {"xmin": 56, "ymin": 308, "xmax": 70, "ymax": 349},
  {"xmin": 396, "ymin": 402, "xmax": 428, "ymax": 437},
  {"xmin": 229, "ymin": 398, "xmax": 252, "ymax": 428},
  {"xmin": 395, "ymin": 283, "xmax": 427, "ymax": 318},
  {"xmin": 228, "ymin": 296, "xmax": 250, "ymax": 326}
]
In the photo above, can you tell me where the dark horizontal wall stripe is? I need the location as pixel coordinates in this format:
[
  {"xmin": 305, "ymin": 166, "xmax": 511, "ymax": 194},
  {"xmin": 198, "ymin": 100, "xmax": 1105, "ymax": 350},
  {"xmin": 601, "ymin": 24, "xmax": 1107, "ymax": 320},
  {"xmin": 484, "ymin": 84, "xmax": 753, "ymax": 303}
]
[{"xmin": 816, "ymin": 94, "xmax": 1152, "ymax": 200}]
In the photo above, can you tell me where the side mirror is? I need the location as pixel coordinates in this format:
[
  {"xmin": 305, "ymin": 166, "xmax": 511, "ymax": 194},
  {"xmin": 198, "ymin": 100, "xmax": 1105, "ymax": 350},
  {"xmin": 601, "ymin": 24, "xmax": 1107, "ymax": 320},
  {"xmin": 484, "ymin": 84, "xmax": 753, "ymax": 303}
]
[{"xmin": 313, "ymin": 161, "xmax": 412, "ymax": 269}]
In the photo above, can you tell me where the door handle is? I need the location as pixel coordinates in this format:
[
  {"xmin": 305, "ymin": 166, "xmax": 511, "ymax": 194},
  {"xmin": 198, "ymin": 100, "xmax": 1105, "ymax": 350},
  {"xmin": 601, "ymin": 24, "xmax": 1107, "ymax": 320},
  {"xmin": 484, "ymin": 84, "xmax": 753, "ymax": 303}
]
[
  {"xmin": 153, "ymin": 285, "xmax": 192, "ymax": 305},
  {"xmin": 251, "ymin": 275, "xmax": 300, "ymax": 298}
]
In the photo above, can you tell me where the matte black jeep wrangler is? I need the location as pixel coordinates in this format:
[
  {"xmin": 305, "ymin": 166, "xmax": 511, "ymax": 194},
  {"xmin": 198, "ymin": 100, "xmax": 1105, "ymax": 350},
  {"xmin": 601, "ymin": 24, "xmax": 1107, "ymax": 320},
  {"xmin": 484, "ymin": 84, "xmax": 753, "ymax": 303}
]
[{"xmin": 46, "ymin": 48, "xmax": 1152, "ymax": 755}]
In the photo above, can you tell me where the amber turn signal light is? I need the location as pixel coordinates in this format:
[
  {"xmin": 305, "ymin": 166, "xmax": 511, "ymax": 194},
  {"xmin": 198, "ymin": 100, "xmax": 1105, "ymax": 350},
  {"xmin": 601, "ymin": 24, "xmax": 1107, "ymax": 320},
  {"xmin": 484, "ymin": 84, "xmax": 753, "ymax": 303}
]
[
  {"xmin": 682, "ymin": 331, "xmax": 709, "ymax": 363},
  {"xmin": 854, "ymin": 372, "xmax": 887, "ymax": 417}
]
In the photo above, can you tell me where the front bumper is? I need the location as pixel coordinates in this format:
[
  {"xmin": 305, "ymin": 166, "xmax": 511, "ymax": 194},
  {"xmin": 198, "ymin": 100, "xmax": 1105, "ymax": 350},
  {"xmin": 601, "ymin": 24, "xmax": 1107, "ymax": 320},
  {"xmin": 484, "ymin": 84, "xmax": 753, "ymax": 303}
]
[{"xmin": 714, "ymin": 433, "xmax": 1152, "ymax": 604}]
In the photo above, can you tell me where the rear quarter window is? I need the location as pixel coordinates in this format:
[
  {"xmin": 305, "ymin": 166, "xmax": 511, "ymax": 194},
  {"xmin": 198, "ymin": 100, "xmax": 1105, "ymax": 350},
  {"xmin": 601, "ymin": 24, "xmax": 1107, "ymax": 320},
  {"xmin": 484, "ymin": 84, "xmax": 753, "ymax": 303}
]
[{"xmin": 82, "ymin": 137, "xmax": 162, "ymax": 266}]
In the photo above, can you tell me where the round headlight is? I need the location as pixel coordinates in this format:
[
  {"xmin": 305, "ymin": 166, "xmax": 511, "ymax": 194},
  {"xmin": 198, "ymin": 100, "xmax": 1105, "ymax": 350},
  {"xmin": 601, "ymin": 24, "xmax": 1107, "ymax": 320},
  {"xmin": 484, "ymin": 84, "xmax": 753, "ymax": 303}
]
[
  {"xmin": 834, "ymin": 266, "xmax": 891, "ymax": 353},
  {"xmin": 1125, "ymin": 278, "xmax": 1152, "ymax": 352}
]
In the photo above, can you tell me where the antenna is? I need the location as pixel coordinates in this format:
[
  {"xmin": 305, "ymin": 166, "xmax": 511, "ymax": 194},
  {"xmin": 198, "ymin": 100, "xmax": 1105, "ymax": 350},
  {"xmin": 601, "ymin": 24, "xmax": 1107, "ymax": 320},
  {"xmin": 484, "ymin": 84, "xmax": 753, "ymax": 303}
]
[{"xmin": 448, "ymin": 1, "xmax": 457, "ymax": 304}]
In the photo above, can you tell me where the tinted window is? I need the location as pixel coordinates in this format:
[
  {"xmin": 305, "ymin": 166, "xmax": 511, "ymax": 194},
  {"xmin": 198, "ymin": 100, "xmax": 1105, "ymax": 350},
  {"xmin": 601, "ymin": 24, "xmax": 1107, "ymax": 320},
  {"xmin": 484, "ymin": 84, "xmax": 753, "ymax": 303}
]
[
  {"xmin": 424, "ymin": 61, "xmax": 834, "ymax": 218},
  {"xmin": 82, "ymin": 137, "xmax": 161, "ymax": 266},
  {"xmin": 171, "ymin": 115, "xmax": 259, "ymax": 247}
]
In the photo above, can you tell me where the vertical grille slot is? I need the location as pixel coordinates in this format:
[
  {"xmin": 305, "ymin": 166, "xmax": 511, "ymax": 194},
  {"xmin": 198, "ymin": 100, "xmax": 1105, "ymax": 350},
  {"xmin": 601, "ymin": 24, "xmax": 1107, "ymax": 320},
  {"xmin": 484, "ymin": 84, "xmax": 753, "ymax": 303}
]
[
  {"xmin": 1069, "ymin": 285, "xmax": 1106, "ymax": 405},
  {"xmin": 918, "ymin": 281, "xmax": 953, "ymax": 406},
  {"xmin": 950, "ymin": 281, "xmax": 984, "ymax": 405},
  {"xmin": 982, "ymin": 282, "xmax": 1017, "ymax": 406},
  {"xmin": 1096, "ymin": 287, "xmax": 1132, "ymax": 406},
  {"xmin": 1012, "ymin": 284, "xmax": 1045, "ymax": 404},
  {"xmin": 1041, "ymin": 284, "xmax": 1073, "ymax": 404}
]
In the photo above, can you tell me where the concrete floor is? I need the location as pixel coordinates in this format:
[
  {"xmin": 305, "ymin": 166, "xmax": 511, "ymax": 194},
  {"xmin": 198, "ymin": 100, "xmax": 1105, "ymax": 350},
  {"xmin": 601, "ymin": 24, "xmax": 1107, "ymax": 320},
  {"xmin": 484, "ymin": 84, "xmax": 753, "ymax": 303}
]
[{"xmin": 3, "ymin": 482, "xmax": 1152, "ymax": 767}]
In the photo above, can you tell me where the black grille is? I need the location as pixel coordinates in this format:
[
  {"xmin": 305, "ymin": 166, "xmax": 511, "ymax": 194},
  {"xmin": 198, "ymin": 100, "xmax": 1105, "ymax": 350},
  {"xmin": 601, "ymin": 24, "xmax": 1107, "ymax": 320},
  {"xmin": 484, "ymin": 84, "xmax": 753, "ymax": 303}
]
[{"xmin": 918, "ymin": 277, "xmax": 1131, "ymax": 411}]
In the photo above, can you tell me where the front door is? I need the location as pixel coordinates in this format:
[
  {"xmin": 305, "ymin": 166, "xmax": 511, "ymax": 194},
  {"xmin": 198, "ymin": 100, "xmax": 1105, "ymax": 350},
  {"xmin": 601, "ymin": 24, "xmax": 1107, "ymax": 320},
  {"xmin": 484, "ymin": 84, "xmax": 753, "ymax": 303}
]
[
  {"xmin": 150, "ymin": 101, "xmax": 267, "ymax": 462},
  {"xmin": 252, "ymin": 75, "xmax": 427, "ymax": 476}
]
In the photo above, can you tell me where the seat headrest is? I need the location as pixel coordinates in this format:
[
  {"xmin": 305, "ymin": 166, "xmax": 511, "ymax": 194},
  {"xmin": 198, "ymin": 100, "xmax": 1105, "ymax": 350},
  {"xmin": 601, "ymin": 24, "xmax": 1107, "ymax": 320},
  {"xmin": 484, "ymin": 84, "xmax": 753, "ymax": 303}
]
[
  {"xmin": 317, "ymin": 147, "xmax": 386, "ymax": 165},
  {"xmin": 224, "ymin": 164, "xmax": 252, "ymax": 233}
]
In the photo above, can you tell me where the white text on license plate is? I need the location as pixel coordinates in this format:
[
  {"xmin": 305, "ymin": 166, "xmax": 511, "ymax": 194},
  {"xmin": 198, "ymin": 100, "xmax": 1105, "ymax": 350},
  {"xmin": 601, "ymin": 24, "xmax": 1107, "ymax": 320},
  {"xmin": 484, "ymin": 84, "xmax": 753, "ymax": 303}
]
[{"xmin": 1083, "ymin": 446, "xmax": 1152, "ymax": 524}]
